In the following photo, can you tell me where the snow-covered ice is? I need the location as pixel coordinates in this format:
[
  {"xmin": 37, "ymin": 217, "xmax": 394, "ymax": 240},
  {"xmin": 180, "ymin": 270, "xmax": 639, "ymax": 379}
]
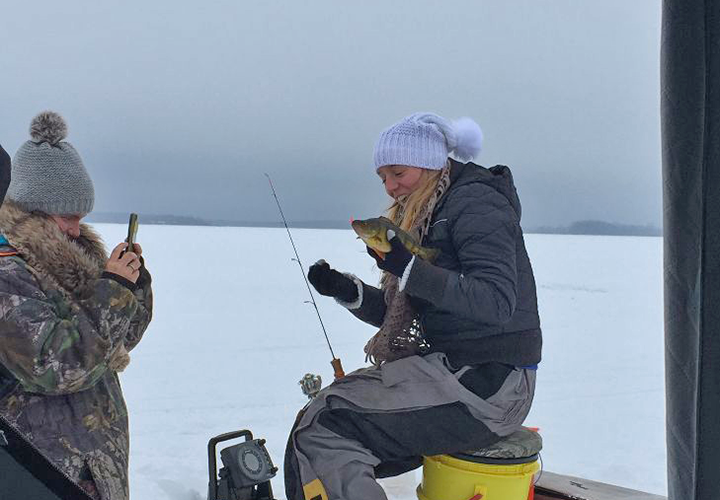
[{"xmin": 91, "ymin": 224, "xmax": 665, "ymax": 499}]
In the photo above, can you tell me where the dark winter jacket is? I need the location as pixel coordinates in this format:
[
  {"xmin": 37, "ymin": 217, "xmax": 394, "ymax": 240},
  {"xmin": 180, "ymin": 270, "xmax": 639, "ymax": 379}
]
[
  {"xmin": 0, "ymin": 201, "xmax": 153, "ymax": 500},
  {"xmin": 351, "ymin": 159, "xmax": 542, "ymax": 368}
]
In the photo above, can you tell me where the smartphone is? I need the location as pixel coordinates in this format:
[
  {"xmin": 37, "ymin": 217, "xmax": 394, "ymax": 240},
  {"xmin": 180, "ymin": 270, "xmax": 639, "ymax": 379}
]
[{"xmin": 126, "ymin": 213, "xmax": 139, "ymax": 252}]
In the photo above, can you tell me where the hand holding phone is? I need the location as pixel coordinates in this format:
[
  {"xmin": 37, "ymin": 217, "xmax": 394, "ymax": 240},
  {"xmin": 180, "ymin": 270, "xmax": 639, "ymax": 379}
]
[{"xmin": 106, "ymin": 214, "xmax": 142, "ymax": 283}]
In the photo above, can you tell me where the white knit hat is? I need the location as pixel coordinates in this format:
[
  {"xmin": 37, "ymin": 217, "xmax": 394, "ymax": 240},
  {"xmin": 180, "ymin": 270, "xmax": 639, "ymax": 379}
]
[{"xmin": 373, "ymin": 112, "xmax": 483, "ymax": 170}]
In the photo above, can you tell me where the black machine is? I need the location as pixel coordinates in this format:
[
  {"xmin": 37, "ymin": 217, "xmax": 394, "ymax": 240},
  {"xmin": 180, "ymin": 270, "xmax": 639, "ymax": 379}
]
[{"xmin": 207, "ymin": 430, "xmax": 277, "ymax": 500}]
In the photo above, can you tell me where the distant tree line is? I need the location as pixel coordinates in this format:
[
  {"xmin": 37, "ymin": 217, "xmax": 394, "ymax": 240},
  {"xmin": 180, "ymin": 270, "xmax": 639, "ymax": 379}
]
[
  {"xmin": 86, "ymin": 213, "xmax": 348, "ymax": 229},
  {"xmin": 527, "ymin": 220, "xmax": 662, "ymax": 237},
  {"xmin": 85, "ymin": 212, "xmax": 213, "ymax": 226},
  {"xmin": 86, "ymin": 213, "xmax": 662, "ymax": 236}
]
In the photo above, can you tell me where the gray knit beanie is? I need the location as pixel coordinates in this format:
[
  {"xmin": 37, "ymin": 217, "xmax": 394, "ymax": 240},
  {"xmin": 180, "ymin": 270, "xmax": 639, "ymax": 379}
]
[
  {"xmin": 8, "ymin": 111, "xmax": 94, "ymax": 216},
  {"xmin": 373, "ymin": 112, "xmax": 484, "ymax": 170}
]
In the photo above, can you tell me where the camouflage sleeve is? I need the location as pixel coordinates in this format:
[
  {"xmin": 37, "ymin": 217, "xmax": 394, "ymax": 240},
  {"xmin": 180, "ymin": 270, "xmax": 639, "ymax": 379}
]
[
  {"xmin": 124, "ymin": 264, "xmax": 153, "ymax": 352},
  {"xmin": 0, "ymin": 256, "xmax": 139, "ymax": 395}
]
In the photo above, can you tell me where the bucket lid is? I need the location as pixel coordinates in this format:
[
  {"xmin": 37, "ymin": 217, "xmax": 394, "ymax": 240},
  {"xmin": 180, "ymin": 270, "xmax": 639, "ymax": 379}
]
[{"xmin": 453, "ymin": 428, "xmax": 542, "ymax": 463}]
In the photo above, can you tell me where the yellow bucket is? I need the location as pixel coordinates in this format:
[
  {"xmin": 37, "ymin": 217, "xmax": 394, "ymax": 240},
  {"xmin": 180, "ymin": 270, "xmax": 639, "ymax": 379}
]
[{"xmin": 416, "ymin": 454, "xmax": 539, "ymax": 500}]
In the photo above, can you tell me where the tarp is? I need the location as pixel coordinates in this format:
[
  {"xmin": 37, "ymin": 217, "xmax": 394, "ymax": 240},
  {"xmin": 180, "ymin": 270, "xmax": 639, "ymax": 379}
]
[{"xmin": 661, "ymin": 1, "xmax": 720, "ymax": 499}]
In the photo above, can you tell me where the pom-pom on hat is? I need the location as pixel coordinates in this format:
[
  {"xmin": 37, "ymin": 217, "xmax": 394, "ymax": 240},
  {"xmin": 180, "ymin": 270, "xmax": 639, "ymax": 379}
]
[
  {"xmin": 7, "ymin": 111, "xmax": 94, "ymax": 216},
  {"xmin": 30, "ymin": 111, "xmax": 69, "ymax": 145},
  {"xmin": 373, "ymin": 112, "xmax": 483, "ymax": 170}
]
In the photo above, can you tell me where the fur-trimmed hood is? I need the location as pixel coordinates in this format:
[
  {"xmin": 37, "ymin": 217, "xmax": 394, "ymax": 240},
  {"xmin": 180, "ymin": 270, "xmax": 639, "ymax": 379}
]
[{"xmin": 0, "ymin": 200, "xmax": 107, "ymax": 294}]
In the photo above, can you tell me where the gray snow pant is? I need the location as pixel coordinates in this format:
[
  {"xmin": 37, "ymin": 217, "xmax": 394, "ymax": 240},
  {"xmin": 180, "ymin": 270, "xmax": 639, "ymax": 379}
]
[{"xmin": 284, "ymin": 353, "xmax": 536, "ymax": 500}]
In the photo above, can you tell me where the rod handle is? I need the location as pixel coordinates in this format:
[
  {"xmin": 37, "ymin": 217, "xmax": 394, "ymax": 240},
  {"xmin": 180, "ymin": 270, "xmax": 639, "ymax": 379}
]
[{"xmin": 331, "ymin": 358, "xmax": 345, "ymax": 379}]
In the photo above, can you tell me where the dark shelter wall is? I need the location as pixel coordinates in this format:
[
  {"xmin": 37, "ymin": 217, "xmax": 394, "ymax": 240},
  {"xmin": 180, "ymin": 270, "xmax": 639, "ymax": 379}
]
[
  {"xmin": 662, "ymin": 1, "xmax": 720, "ymax": 499},
  {"xmin": 0, "ymin": 145, "xmax": 10, "ymax": 204}
]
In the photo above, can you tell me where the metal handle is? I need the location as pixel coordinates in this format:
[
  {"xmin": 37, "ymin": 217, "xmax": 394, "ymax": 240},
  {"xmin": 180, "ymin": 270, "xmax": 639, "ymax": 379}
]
[{"xmin": 208, "ymin": 429, "xmax": 254, "ymax": 500}]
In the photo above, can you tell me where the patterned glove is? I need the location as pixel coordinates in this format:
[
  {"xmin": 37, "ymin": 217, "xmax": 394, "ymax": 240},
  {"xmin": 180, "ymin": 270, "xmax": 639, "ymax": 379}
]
[
  {"xmin": 367, "ymin": 230, "xmax": 413, "ymax": 278},
  {"xmin": 108, "ymin": 344, "xmax": 131, "ymax": 372}
]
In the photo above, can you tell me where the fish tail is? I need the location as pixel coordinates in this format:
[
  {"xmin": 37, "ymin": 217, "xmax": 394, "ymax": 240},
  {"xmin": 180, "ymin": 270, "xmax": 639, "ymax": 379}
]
[{"xmin": 418, "ymin": 247, "xmax": 440, "ymax": 262}]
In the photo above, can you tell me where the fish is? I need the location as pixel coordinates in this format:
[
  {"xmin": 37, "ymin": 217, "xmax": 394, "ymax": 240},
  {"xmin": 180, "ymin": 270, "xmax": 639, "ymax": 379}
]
[{"xmin": 351, "ymin": 216, "xmax": 440, "ymax": 262}]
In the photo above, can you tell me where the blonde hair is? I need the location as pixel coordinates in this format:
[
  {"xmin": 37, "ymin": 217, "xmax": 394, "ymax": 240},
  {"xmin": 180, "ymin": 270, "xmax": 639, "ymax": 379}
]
[{"xmin": 386, "ymin": 167, "xmax": 444, "ymax": 232}]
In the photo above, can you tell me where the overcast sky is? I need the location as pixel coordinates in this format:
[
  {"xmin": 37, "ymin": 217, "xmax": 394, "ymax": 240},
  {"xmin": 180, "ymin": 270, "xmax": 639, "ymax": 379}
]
[{"xmin": 0, "ymin": 1, "xmax": 661, "ymax": 228}]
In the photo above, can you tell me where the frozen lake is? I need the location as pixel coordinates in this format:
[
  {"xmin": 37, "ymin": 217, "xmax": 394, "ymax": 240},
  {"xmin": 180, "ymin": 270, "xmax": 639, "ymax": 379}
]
[{"xmin": 91, "ymin": 224, "xmax": 665, "ymax": 499}]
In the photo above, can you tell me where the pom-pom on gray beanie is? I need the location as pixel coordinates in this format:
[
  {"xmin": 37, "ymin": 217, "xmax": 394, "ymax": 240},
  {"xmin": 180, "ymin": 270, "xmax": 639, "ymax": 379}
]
[
  {"xmin": 373, "ymin": 112, "xmax": 483, "ymax": 170},
  {"xmin": 8, "ymin": 111, "xmax": 94, "ymax": 216}
]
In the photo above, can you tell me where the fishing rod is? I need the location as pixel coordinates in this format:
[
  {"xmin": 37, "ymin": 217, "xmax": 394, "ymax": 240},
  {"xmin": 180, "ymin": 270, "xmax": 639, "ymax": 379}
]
[{"xmin": 265, "ymin": 173, "xmax": 345, "ymax": 380}]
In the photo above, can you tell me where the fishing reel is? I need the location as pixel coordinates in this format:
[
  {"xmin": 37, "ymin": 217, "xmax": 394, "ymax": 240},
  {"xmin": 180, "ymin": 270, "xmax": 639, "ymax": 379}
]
[
  {"xmin": 207, "ymin": 430, "xmax": 277, "ymax": 500},
  {"xmin": 298, "ymin": 373, "xmax": 322, "ymax": 399}
]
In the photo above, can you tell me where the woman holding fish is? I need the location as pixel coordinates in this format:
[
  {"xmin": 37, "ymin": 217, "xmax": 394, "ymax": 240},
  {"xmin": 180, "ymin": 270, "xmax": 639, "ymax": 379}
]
[{"xmin": 285, "ymin": 112, "xmax": 541, "ymax": 500}]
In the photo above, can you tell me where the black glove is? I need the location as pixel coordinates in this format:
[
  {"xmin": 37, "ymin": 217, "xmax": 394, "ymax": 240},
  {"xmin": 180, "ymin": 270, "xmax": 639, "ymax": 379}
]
[
  {"xmin": 308, "ymin": 260, "xmax": 359, "ymax": 302},
  {"xmin": 367, "ymin": 230, "xmax": 413, "ymax": 278},
  {"xmin": 136, "ymin": 256, "xmax": 152, "ymax": 288}
]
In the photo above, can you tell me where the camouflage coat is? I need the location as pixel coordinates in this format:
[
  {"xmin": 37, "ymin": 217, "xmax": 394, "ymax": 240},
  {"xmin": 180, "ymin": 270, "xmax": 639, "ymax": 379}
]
[{"xmin": 0, "ymin": 201, "xmax": 153, "ymax": 500}]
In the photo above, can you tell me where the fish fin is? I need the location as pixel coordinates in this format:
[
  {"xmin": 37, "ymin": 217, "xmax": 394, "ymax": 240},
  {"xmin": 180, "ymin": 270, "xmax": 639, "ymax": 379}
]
[
  {"xmin": 375, "ymin": 250, "xmax": 386, "ymax": 260},
  {"xmin": 420, "ymin": 247, "xmax": 441, "ymax": 262}
]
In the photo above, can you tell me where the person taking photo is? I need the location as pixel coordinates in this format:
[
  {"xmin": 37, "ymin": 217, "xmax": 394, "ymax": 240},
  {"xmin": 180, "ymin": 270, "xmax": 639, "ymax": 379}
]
[{"xmin": 0, "ymin": 112, "xmax": 153, "ymax": 500}]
